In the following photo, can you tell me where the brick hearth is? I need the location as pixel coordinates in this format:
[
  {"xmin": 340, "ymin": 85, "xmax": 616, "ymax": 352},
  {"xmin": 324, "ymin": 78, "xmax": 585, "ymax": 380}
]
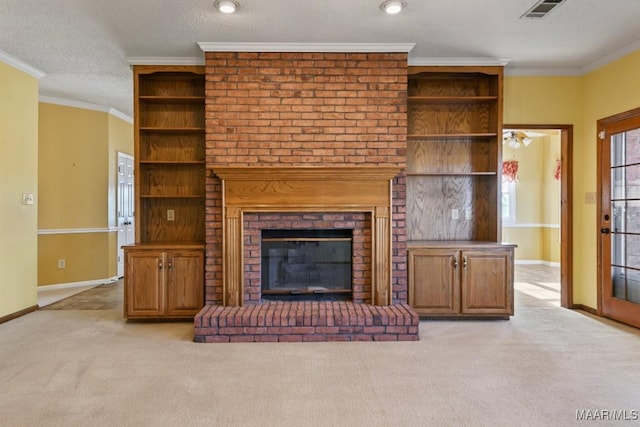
[{"xmin": 194, "ymin": 302, "xmax": 419, "ymax": 342}]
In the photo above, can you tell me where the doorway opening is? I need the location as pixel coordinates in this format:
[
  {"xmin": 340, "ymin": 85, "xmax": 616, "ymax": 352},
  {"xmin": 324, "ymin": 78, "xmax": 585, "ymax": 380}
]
[
  {"xmin": 503, "ymin": 125, "xmax": 573, "ymax": 308},
  {"xmin": 117, "ymin": 152, "xmax": 135, "ymax": 278}
]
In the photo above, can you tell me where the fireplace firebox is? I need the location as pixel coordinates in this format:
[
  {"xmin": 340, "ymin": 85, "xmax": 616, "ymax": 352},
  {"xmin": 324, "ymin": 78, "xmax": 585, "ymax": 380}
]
[{"xmin": 261, "ymin": 229, "xmax": 352, "ymax": 301}]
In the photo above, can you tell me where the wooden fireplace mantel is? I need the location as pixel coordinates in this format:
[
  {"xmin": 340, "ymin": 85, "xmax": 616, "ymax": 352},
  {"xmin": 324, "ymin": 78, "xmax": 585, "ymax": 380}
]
[
  {"xmin": 211, "ymin": 166, "xmax": 402, "ymax": 307},
  {"xmin": 212, "ymin": 166, "xmax": 401, "ymax": 181}
]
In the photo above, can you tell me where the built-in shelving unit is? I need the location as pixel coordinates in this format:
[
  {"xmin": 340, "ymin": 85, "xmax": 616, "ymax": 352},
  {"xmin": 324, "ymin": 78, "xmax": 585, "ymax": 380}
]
[
  {"xmin": 124, "ymin": 65, "xmax": 205, "ymax": 320},
  {"xmin": 134, "ymin": 66, "xmax": 206, "ymax": 245},
  {"xmin": 406, "ymin": 66, "xmax": 515, "ymax": 318}
]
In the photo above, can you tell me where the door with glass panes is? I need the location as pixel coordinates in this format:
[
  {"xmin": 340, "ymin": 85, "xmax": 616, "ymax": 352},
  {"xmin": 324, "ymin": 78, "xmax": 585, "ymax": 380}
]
[{"xmin": 599, "ymin": 110, "xmax": 640, "ymax": 328}]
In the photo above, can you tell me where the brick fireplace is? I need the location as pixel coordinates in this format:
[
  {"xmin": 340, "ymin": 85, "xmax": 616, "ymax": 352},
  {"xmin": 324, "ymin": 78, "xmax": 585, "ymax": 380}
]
[{"xmin": 194, "ymin": 49, "xmax": 419, "ymax": 342}]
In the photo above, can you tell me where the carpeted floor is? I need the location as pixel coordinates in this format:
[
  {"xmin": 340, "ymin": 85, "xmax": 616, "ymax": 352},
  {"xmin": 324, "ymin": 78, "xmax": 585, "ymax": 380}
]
[{"xmin": 2, "ymin": 266, "xmax": 640, "ymax": 426}]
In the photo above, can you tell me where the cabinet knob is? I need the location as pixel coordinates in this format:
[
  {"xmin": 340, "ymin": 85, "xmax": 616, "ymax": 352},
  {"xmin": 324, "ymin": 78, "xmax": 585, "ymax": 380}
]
[
  {"xmin": 452, "ymin": 257, "xmax": 458, "ymax": 269},
  {"xmin": 463, "ymin": 257, "xmax": 467, "ymax": 269},
  {"xmin": 168, "ymin": 259, "xmax": 173, "ymax": 271},
  {"xmin": 158, "ymin": 259, "xmax": 163, "ymax": 270}
]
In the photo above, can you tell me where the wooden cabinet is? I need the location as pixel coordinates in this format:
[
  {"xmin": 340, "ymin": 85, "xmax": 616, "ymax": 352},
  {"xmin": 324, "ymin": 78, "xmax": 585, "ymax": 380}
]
[
  {"xmin": 408, "ymin": 243, "xmax": 515, "ymax": 318},
  {"xmin": 124, "ymin": 65, "xmax": 206, "ymax": 319},
  {"xmin": 406, "ymin": 66, "xmax": 515, "ymax": 318},
  {"xmin": 124, "ymin": 246, "xmax": 204, "ymax": 319}
]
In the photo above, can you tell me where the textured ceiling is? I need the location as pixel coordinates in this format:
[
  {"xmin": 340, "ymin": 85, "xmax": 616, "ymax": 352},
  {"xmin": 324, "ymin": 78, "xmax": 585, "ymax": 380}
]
[{"xmin": 1, "ymin": 0, "xmax": 640, "ymax": 118}]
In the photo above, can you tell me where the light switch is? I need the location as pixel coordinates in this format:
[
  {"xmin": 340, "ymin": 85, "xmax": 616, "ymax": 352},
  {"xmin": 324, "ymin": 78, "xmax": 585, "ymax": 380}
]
[
  {"xmin": 167, "ymin": 209, "xmax": 175, "ymax": 221},
  {"xmin": 451, "ymin": 208, "xmax": 459, "ymax": 220},
  {"xmin": 22, "ymin": 193, "xmax": 34, "ymax": 205},
  {"xmin": 585, "ymin": 192, "xmax": 597, "ymax": 204}
]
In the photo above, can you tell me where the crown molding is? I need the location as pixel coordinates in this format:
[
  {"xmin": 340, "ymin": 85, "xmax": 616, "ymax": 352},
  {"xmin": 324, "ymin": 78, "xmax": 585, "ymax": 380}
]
[
  {"xmin": 409, "ymin": 57, "xmax": 510, "ymax": 67},
  {"xmin": 126, "ymin": 56, "xmax": 204, "ymax": 66},
  {"xmin": 504, "ymin": 67, "xmax": 583, "ymax": 77},
  {"xmin": 198, "ymin": 42, "xmax": 416, "ymax": 53},
  {"xmin": 581, "ymin": 38, "xmax": 640, "ymax": 74},
  {"xmin": 39, "ymin": 96, "xmax": 132, "ymax": 123},
  {"xmin": 108, "ymin": 108, "xmax": 133, "ymax": 124},
  {"xmin": 0, "ymin": 50, "xmax": 45, "ymax": 79}
]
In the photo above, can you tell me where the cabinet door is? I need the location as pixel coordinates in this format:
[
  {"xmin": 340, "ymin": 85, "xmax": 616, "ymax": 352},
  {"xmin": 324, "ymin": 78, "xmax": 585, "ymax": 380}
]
[
  {"xmin": 165, "ymin": 250, "xmax": 204, "ymax": 316},
  {"xmin": 125, "ymin": 250, "xmax": 165, "ymax": 317},
  {"xmin": 461, "ymin": 249, "xmax": 513, "ymax": 315},
  {"xmin": 408, "ymin": 249, "xmax": 460, "ymax": 314}
]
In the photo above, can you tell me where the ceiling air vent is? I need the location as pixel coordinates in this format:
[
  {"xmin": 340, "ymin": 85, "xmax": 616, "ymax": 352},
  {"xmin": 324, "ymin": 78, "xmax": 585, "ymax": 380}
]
[{"xmin": 521, "ymin": 0, "xmax": 566, "ymax": 19}]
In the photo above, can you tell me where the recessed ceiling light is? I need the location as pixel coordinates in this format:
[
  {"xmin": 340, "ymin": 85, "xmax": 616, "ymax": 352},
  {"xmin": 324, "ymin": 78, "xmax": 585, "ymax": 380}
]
[
  {"xmin": 381, "ymin": 1, "xmax": 405, "ymax": 14},
  {"xmin": 215, "ymin": 0, "xmax": 239, "ymax": 14}
]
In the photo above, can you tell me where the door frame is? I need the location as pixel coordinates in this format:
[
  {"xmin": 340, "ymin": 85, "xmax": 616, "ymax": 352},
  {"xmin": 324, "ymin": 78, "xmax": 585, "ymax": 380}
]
[
  {"xmin": 596, "ymin": 106, "xmax": 640, "ymax": 320},
  {"xmin": 504, "ymin": 124, "xmax": 573, "ymax": 308}
]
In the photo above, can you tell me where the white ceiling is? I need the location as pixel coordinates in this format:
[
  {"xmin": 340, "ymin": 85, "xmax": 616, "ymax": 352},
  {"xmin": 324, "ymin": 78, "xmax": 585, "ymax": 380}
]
[{"xmin": 2, "ymin": 0, "xmax": 640, "ymax": 118}]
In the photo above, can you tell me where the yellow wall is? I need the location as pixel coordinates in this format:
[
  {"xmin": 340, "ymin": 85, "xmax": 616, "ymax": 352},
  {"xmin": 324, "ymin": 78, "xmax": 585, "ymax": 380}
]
[
  {"xmin": 38, "ymin": 104, "xmax": 133, "ymax": 286},
  {"xmin": 38, "ymin": 233, "xmax": 112, "ymax": 284},
  {"xmin": 38, "ymin": 104, "xmax": 109, "ymax": 229},
  {"xmin": 504, "ymin": 75, "xmax": 586, "ymax": 301},
  {"xmin": 505, "ymin": 48, "xmax": 640, "ymax": 308},
  {"xmin": 542, "ymin": 134, "xmax": 561, "ymax": 264},
  {"xmin": 0, "ymin": 62, "xmax": 39, "ymax": 317}
]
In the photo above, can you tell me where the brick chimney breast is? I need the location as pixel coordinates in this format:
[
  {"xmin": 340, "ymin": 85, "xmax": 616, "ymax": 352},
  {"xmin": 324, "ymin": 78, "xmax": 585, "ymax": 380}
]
[{"xmin": 204, "ymin": 51, "xmax": 408, "ymax": 306}]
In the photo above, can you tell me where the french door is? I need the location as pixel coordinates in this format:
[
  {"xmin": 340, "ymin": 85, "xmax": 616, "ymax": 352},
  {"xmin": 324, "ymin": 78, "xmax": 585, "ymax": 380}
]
[{"xmin": 599, "ymin": 109, "xmax": 640, "ymax": 328}]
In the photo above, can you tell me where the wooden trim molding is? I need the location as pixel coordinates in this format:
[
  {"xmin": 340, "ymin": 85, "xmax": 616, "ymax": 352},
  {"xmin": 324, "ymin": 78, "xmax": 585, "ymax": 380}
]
[
  {"xmin": 572, "ymin": 304, "xmax": 598, "ymax": 316},
  {"xmin": 0, "ymin": 305, "xmax": 38, "ymax": 324},
  {"xmin": 212, "ymin": 166, "xmax": 401, "ymax": 306}
]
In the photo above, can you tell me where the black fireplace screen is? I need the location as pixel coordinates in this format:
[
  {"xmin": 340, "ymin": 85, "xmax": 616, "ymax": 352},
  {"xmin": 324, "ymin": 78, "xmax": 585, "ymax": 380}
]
[{"xmin": 261, "ymin": 229, "xmax": 352, "ymax": 300}]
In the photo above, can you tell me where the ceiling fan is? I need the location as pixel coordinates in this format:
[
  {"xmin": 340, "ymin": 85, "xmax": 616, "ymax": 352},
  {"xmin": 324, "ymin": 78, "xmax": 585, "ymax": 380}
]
[{"xmin": 502, "ymin": 129, "xmax": 545, "ymax": 149}]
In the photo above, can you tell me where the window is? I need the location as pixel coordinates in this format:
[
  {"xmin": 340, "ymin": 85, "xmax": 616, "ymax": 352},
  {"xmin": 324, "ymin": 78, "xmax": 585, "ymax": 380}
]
[{"xmin": 502, "ymin": 180, "xmax": 516, "ymax": 225}]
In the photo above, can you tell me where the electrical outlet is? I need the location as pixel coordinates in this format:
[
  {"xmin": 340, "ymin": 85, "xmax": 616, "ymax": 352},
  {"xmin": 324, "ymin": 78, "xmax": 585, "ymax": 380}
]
[
  {"xmin": 167, "ymin": 209, "xmax": 175, "ymax": 221},
  {"xmin": 57, "ymin": 259, "xmax": 66, "ymax": 269},
  {"xmin": 451, "ymin": 208, "xmax": 459, "ymax": 220},
  {"xmin": 465, "ymin": 207, "xmax": 472, "ymax": 220},
  {"xmin": 22, "ymin": 193, "xmax": 34, "ymax": 205}
]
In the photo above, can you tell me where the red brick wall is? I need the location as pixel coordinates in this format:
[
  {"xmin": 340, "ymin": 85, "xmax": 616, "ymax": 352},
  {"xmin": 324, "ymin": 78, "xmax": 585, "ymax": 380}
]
[{"xmin": 204, "ymin": 51, "xmax": 407, "ymax": 305}]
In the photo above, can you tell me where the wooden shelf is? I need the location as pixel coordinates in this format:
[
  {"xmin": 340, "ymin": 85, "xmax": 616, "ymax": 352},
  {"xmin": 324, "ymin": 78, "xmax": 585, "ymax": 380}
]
[
  {"xmin": 139, "ymin": 127, "xmax": 205, "ymax": 133},
  {"xmin": 139, "ymin": 160, "xmax": 205, "ymax": 165},
  {"xmin": 139, "ymin": 96, "xmax": 205, "ymax": 104},
  {"xmin": 407, "ymin": 96, "xmax": 498, "ymax": 104},
  {"xmin": 407, "ymin": 133, "xmax": 498, "ymax": 140}
]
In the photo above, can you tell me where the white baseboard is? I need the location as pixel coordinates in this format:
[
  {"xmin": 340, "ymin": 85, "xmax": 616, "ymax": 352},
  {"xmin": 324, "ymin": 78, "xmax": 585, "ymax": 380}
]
[
  {"xmin": 38, "ymin": 276, "xmax": 119, "ymax": 291},
  {"xmin": 515, "ymin": 260, "xmax": 560, "ymax": 267}
]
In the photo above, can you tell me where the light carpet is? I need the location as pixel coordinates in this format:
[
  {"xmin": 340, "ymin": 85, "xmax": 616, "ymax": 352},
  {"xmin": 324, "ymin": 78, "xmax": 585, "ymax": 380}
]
[{"xmin": 1, "ymin": 282, "xmax": 639, "ymax": 426}]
